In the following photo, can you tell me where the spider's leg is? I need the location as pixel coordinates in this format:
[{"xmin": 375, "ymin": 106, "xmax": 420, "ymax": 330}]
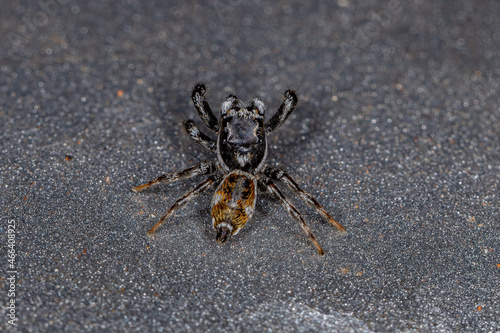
[
  {"xmin": 262, "ymin": 165, "xmax": 345, "ymax": 232},
  {"xmin": 192, "ymin": 83, "xmax": 219, "ymax": 132},
  {"xmin": 132, "ymin": 162, "xmax": 217, "ymax": 192},
  {"xmin": 265, "ymin": 89, "xmax": 298, "ymax": 134},
  {"xmin": 147, "ymin": 176, "xmax": 219, "ymax": 235},
  {"xmin": 184, "ymin": 120, "xmax": 216, "ymax": 151},
  {"xmin": 260, "ymin": 178, "xmax": 325, "ymax": 256}
]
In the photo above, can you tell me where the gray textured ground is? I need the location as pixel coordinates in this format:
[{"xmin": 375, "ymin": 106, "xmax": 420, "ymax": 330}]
[{"xmin": 1, "ymin": 1, "xmax": 499, "ymax": 332}]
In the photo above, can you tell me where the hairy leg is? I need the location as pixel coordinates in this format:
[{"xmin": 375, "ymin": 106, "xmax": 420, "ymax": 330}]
[
  {"xmin": 260, "ymin": 178, "xmax": 325, "ymax": 256},
  {"xmin": 262, "ymin": 165, "xmax": 345, "ymax": 232},
  {"xmin": 184, "ymin": 120, "xmax": 216, "ymax": 151},
  {"xmin": 147, "ymin": 176, "xmax": 219, "ymax": 235},
  {"xmin": 132, "ymin": 162, "xmax": 217, "ymax": 193},
  {"xmin": 192, "ymin": 83, "xmax": 219, "ymax": 132},
  {"xmin": 265, "ymin": 89, "xmax": 298, "ymax": 134}
]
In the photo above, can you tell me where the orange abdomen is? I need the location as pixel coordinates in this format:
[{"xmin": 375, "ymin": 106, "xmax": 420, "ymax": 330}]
[{"xmin": 211, "ymin": 170, "xmax": 257, "ymax": 241}]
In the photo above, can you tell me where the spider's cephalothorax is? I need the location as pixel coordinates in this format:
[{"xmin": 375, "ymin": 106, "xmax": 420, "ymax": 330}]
[
  {"xmin": 132, "ymin": 83, "xmax": 345, "ymax": 255},
  {"xmin": 218, "ymin": 95, "xmax": 267, "ymax": 173}
]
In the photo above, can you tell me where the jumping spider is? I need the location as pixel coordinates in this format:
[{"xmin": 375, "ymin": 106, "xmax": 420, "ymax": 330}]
[{"xmin": 132, "ymin": 83, "xmax": 345, "ymax": 255}]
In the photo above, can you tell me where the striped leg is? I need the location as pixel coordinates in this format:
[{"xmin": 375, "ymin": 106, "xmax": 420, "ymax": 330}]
[
  {"xmin": 265, "ymin": 89, "xmax": 298, "ymax": 134},
  {"xmin": 147, "ymin": 176, "xmax": 218, "ymax": 235},
  {"xmin": 192, "ymin": 83, "xmax": 219, "ymax": 132},
  {"xmin": 132, "ymin": 162, "xmax": 217, "ymax": 193},
  {"xmin": 262, "ymin": 165, "xmax": 345, "ymax": 232},
  {"xmin": 260, "ymin": 178, "xmax": 325, "ymax": 256},
  {"xmin": 184, "ymin": 120, "xmax": 216, "ymax": 151}
]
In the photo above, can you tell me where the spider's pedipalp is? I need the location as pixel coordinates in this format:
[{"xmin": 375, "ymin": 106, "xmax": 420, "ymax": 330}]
[
  {"xmin": 132, "ymin": 162, "xmax": 217, "ymax": 192},
  {"xmin": 260, "ymin": 177, "xmax": 325, "ymax": 256},
  {"xmin": 220, "ymin": 95, "xmax": 241, "ymax": 117},
  {"xmin": 192, "ymin": 83, "xmax": 219, "ymax": 132},
  {"xmin": 262, "ymin": 165, "xmax": 345, "ymax": 232},
  {"xmin": 184, "ymin": 120, "xmax": 216, "ymax": 151},
  {"xmin": 249, "ymin": 98, "xmax": 266, "ymax": 116},
  {"xmin": 265, "ymin": 89, "xmax": 298, "ymax": 134},
  {"xmin": 147, "ymin": 176, "xmax": 219, "ymax": 235}
]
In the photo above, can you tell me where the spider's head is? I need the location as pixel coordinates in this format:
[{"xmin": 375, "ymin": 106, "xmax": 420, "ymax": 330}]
[{"xmin": 218, "ymin": 96, "xmax": 267, "ymax": 172}]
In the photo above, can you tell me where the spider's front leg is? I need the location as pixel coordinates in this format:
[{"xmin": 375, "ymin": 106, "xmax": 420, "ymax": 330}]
[
  {"xmin": 265, "ymin": 89, "xmax": 298, "ymax": 134},
  {"xmin": 147, "ymin": 176, "xmax": 219, "ymax": 235},
  {"xmin": 132, "ymin": 162, "xmax": 217, "ymax": 193},
  {"xmin": 260, "ymin": 177, "xmax": 325, "ymax": 256},
  {"xmin": 192, "ymin": 83, "xmax": 219, "ymax": 132},
  {"xmin": 262, "ymin": 165, "xmax": 345, "ymax": 232},
  {"xmin": 184, "ymin": 120, "xmax": 216, "ymax": 151}
]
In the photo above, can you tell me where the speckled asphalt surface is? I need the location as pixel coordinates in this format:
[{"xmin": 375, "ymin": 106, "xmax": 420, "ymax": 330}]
[{"xmin": 1, "ymin": 1, "xmax": 499, "ymax": 332}]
